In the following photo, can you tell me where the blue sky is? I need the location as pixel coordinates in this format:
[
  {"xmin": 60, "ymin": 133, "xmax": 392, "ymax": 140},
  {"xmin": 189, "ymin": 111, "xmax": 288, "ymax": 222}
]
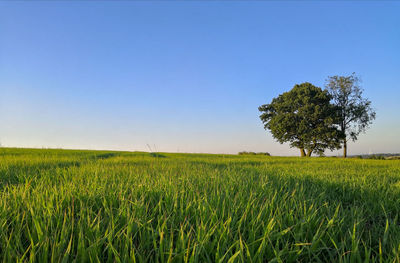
[{"xmin": 0, "ymin": 1, "xmax": 399, "ymax": 155}]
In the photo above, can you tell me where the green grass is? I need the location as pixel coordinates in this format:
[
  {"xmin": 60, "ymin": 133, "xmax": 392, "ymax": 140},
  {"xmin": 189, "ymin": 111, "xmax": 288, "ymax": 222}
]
[{"xmin": 1, "ymin": 148, "xmax": 400, "ymax": 262}]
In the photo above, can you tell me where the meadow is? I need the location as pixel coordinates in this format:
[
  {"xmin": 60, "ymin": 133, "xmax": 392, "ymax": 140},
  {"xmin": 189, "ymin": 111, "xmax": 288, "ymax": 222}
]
[{"xmin": 1, "ymin": 148, "xmax": 400, "ymax": 262}]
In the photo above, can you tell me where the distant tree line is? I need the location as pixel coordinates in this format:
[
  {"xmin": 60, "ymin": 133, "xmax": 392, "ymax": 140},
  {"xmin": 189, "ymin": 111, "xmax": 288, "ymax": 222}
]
[
  {"xmin": 259, "ymin": 73, "xmax": 375, "ymax": 157},
  {"xmin": 353, "ymin": 154, "xmax": 400, "ymax": 160},
  {"xmin": 238, "ymin": 151, "xmax": 271, "ymax": 156}
]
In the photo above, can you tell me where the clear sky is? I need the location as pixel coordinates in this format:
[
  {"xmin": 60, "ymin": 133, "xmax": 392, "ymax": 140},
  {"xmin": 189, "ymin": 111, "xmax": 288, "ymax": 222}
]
[{"xmin": 1, "ymin": 1, "xmax": 399, "ymax": 156}]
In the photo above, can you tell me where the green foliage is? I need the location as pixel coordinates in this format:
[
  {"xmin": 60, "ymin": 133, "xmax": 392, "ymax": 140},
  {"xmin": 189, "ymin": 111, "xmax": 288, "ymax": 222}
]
[
  {"xmin": 149, "ymin": 152, "xmax": 166, "ymax": 158},
  {"xmin": 259, "ymin": 82, "xmax": 343, "ymax": 156},
  {"xmin": 238, "ymin": 151, "xmax": 270, "ymax": 156},
  {"xmin": 368, "ymin": 155, "xmax": 386, "ymax": 160},
  {"xmin": 1, "ymin": 148, "xmax": 400, "ymax": 262},
  {"xmin": 326, "ymin": 73, "xmax": 376, "ymax": 157}
]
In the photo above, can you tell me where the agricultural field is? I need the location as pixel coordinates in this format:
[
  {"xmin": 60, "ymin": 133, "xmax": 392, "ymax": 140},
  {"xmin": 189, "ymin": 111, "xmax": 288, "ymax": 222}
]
[{"xmin": 1, "ymin": 148, "xmax": 400, "ymax": 262}]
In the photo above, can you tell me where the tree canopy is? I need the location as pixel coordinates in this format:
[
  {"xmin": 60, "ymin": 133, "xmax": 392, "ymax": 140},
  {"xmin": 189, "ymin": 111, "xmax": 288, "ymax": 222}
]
[
  {"xmin": 259, "ymin": 82, "xmax": 343, "ymax": 157},
  {"xmin": 325, "ymin": 73, "xmax": 376, "ymax": 157}
]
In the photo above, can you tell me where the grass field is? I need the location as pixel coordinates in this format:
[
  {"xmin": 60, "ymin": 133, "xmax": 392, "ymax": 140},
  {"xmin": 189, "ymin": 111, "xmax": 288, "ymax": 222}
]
[{"xmin": 1, "ymin": 148, "xmax": 400, "ymax": 262}]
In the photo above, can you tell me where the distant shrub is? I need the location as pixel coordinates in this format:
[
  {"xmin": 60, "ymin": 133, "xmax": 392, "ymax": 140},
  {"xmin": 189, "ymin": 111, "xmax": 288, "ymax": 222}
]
[
  {"xmin": 368, "ymin": 155, "xmax": 385, "ymax": 160},
  {"xmin": 239, "ymin": 151, "xmax": 270, "ymax": 156},
  {"xmin": 149, "ymin": 153, "xmax": 166, "ymax": 158},
  {"xmin": 386, "ymin": 156, "xmax": 400, "ymax": 160}
]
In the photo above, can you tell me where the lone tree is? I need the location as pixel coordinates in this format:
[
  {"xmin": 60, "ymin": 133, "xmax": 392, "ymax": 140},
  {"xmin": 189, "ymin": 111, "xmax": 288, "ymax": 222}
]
[
  {"xmin": 326, "ymin": 73, "xmax": 376, "ymax": 158},
  {"xmin": 259, "ymin": 82, "xmax": 343, "ymax": 157}
]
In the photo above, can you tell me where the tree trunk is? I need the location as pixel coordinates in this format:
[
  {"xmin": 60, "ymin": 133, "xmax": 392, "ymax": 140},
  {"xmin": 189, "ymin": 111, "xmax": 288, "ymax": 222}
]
[
  {"xmin": 343, "ymin": 139, "xmax": 347, "ymax": 158},
  {"xmin": 306, "ymin": 149, "xmax": 312, "ymax": 157},
  {"xmin": 300, "ymin": 148, "xmax": 306, "ymax": 157}
]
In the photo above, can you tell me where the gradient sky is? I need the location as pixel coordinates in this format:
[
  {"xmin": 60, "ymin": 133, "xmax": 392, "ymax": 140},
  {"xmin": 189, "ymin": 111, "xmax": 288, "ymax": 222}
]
[{"xmin": 1, "ymin": 1, "xmax": 399, "ymax": 155}]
